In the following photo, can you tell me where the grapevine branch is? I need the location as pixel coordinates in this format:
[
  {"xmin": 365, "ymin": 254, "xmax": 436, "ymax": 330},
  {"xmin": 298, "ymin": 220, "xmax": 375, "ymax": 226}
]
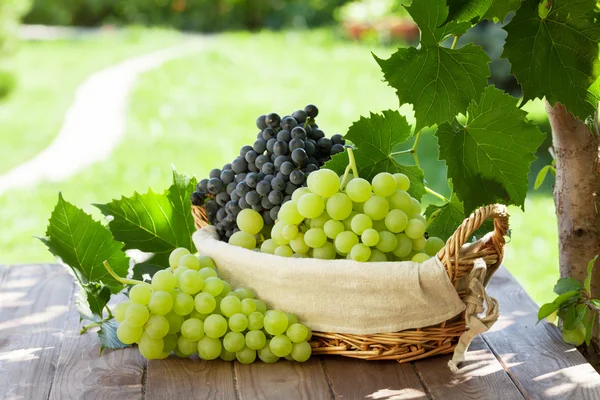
[{"xmin": 103, "ymin": 260, "xmax": 144, "ymax": 286}]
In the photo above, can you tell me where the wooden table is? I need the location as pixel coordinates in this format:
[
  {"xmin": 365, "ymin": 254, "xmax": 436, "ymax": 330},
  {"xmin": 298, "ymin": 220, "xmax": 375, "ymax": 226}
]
[{"xmin": 2, "ymin": 264, "xmax": 600, "ymax": 399}]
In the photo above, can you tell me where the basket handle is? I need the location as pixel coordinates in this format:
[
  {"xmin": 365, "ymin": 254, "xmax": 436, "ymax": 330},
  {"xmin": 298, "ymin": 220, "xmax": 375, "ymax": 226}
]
[{"xmin": 437, "ymin": 204, "xmax": 509, "ymax": 283}]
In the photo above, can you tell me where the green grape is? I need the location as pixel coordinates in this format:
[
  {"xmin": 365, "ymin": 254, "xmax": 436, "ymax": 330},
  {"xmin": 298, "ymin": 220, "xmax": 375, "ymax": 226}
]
[
  {"xmin": 145, "ymin": 315, "xmax": 170, "ymax": 339},
  {"xmin": 223, "ymin": 331, "xmax": 246, "ymax": 353},
  {"xmin": 424, "ymin": 237, "xmax": 445, "ymax": 256},
  {"xmin": 220, "ymin": 295, "xmax": 242, "ymax": 317},
  {"xmin": 199, "ymin": 267, "xmax": 218, "ymax": 279},
  {"xmin": 258, "ymin": 340, "xmax": 280, "ymax": 363},
  {"xmin": 177, "ymin": 336, "xmax": 198, "ymax": 356},
  {"xmin": 114, "ymin": 301, "xmax": 131, "ymax": 323},
  {"xmin": 169, "ymin": 247, "xmax": 190, "ymax": 269},
  {"xmin": 237, "ymin": 209, "xmax": 264, "ymax": 235},
  {"xmin": 125, "ymin": 303, "xmax": 150, "ymax": 327},
  {"xmin": 138, "ymin": 333, "xmax": 164, "ymax": 359},
  {"xmin": 306, "ymin": 328, "xmax": 313, "ymax": 341},
  {"xmin": 117, "ymin": 321, "xmax": 142, "ymax": 344},
  {"xmin": 290, "ymin": 233, "xmax": 310, "ymax": 254},
  {"xmin": 165, "ymin": 312, "xmax": 185, "ymax": 334},
  {"xmin": 178, "ymin": 270, "xmax": 204, "ymax": 295},
  {"xmin": 197, "ymin": 336, "xmax": 222, "ymax": 360},
  {"xmin": 297, "ymin": 193, "xmax": 325, "ymax": 219},
  {"xmin": 368, "ymin": 249, "xmax": 388, "ymax": 262},
  {"xmin": 334, "ymin": 231, "xmax": 359, "ymax": 254},
  {"xmin": 304, "ymin": 228, "xmax": 327, "ymax": 248},
  {"xmin": 178, "ymin": 254, "xmax": 200, "ymax": 270},
  {"xmin": 163, "ymin": 333, "xmax": 178, "ymax": 353},
  {"xmin": 195, "ymin": 292, "xmax": 216, "ymax": 314},
  {"xmin": 372, "ymin": 218, "xmax": 387, "ymax": 232},
  {"xmin": 326, "ymin": 193, "xmax": 353, "ymax": 221},
  {"xmin": 394, "ymin": 173, "xmax": 410, "ymax": 191},
  {"xmin": 278, "ymin": 200, "xmax": 304, "ymax": 225},
  {"xmin": 285, "ymin": 313, "xmax": 299, "ymax": 326},
  {"xmin": 197, "ymin": 255, "xmax": 216, "ymax": 270},
  {"xmin": 350, "ymin": 213, "xmax": 372, "ymax": 235},
  {"xmin": 173, "ymin": 265, "xmax": 190, "ymax": 281},
  {"xmin": 261, "ymin": 239, "xmax": 278, "ymax": 254},
  {"xmin": 361, "ymin": 228, "xmax": 380, "ymax": 247},
  {"xmin": 385, "ymin": 209, "xmax": 408, "ymax": 233},
  {"xmin": 152, "ymin": 270, "xmax": 177, "ymax": 292},
  {"xmin": 181, "ymin": 318, "xmax": 204, "ymax": 341},
  {"xmin": 290, "ymin": 341, "xmax": 312, "ymax": 362},
  {"xmin": 342, "ymin": 211, "xmax": 358, "ymax": 231},
  {"xmin": 173, "ymin": 292, "xmax": 195, "ymax": 316},
  {"xmin": 364, "ymin": 196, "xmax": 389, "ymax": 221},
  {"xmin": 271, "ymin": 222, "xmax": 290, "ymax": 245},
  {"xmin": 148, "ymin": 291, "xmax": 173, "ymax": 316},
  {"xmin": 204, "ymin": 314, "xmax": 228, "ymax": 338},
  {"xmin": 236, "ymin": 346, "xmax": 257, "ymax": 364},
  {"xmin": 189, "ymin": 309, "xmax": 203, "ymax": 319},
  {"xmin": 264, "ymin": 310, "xmax": 288, "ymax": 335},
  {"xmin": 412, "ymin": 253, "xmax": 430, "ymax": 263},
  {"xmin": 292, "ymin": 253, "xmax": 309, "ymax": 258},
  {"xmin": 286, "ymin": 323, "xmax": 308, "ymax": 343},
  {"xmin": 270, "ymin": 335, "xmax": 293, "ymax": 357},
  {"xmin": 229, "ymin": 231, "xmax": 256, "ymax": 250},
  {"xmin": 241, "ymin": 298, "xmax": 257, "ymax": 316},
  {"xmin": 388, "ymin": 190, "xmax": 412, "ymax": 212},
  {"xmin": 203, "ymin": 277, "xmax": 224, "ymax": 297},
  {"xmin": 129, "ymin": 283, "xmax": 153, "ymax": 306},
  {"xmin": 409, "ymin": 198, "xmax": 422, "ymax": 216},
  {"xmin": 229, "ymin": 313, "xmax": 249, "ymax": 332},
  {"xmin": 307, "ymin": 169, "xmax": 340, "ymax": 198},
  {"xmin": 221, "ymin": 280, "xmax": 232, "ymax": 296},
  {"xmin": 376, "ymin": 231, "xmax": 398, "ymax": 253},
  {"xmin": 405, "ymin": 219, "xmax": 426, "ymax": 239},
  {"xmin": 412, "ymin": 214, "xmax": 427, "ymax": 224},
  {"xmin": 219, "ymin": 348, "xmax": 237, "ymax": 361},
  {"xmin": 309, "ymin": 212, "xmax": 330, "ymax": 229},
  {"xmin": 412, "ymin": 236, "xmax": 426, "ymax": 251},
  {"xmin": 352, "ymin": 201, "xmax": 365, "ymax": 213},
  {"xmin": 274, "ymin": 245, "xmax": 294, "ymax": 257},
  {"xmin": 245, "ymin": 330, "xmax": 267, "ymax": 350},
  {"xmin": 371, "ymin": 172, "xmax": 396, "ymax": 197},
  {"xmin": 324, "ymin": 219, "xmax": 345, "ymax": 240},
  {"xmin": 350, "ymin": 243, "xmax": 371, "ymax": 262},
  {"xmin": 393, "ymin": 233, "xmax": 413, "ymax": 258},
  {"xmin": 292, "ymin": 187, "xmax": 311, "ymax": 201},
  {"xmin": 254, "ymin": 299, "xmax": 267, "ymax": 314},
  {"xmin": 282, "ymin": 224, "xmax": 299, "ymax": 240},
  {"xmin": 345, "ymin": 178, "xmax": 372, "ymax": 203},
  {"xmin": 234, "ymin": 288, "xmax": 255, "ymax": 300},
  {"xmin": 248, "ymin": 312, "xmax": 265, "ymax": 330}
]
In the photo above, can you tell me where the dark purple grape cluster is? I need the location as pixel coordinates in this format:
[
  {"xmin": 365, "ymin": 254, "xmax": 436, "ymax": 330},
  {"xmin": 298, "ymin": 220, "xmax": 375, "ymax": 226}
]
[{"xmin": 191, "ymin": 104, "xmax": 345, "ymax": 240}]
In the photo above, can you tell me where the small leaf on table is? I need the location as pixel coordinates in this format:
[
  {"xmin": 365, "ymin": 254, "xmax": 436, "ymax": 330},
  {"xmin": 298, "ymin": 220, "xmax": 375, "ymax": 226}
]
[
  {"xmin": 97, "ymin": 319, "xmax": 128, "ymax": 351},
  {"xmin": 554, "ymin": 277, "xmax": 583, "ymax": 295},
  {"xmin": 537, "ymin": 290, "xmax": 581, "ymax": 321}
]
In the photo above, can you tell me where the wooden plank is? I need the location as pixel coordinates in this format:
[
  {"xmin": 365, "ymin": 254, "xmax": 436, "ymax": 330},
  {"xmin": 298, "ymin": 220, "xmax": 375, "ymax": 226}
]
[
  {"xmin": 146, "ymin": 357, "xmax": 236, "ymax": 400},
  {"xmin": 235, "ymin": 357, "xmax": 332, "ymax": 400},
  {"xmin": 483, "ymin": 266, "xmax": 600, "ymax": 399},
  {"xmin": 413, "ymin": 336, "xmax": 524, "ymax": 399},
  {"xmin": 48, "ymin": 294, "xmax": 146, "ymax": 400},
  {"xmin": 0, "ymin": 264, "xmax": 75, "ymax": 400},
  {"xmin": 324, "ymin": 356, "xmax": 427, "ymax": 400},
  {"xmin": 0, "ymin": 266, "xmax": 8, "ymax": 286}
]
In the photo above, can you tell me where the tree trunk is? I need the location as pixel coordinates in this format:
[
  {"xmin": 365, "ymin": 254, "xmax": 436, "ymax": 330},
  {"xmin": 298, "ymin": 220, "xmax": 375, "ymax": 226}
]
[{"xmin": 547, "ymin": 100, "xmax": 600, "ymax": 359}]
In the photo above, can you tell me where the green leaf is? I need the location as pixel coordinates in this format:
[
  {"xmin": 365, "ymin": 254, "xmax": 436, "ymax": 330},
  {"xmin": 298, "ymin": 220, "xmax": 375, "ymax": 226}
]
[
  {"xmin": 554, "ymin": 277, "xmax": 583, "ymax": 295},
  {"xmin": 132, "ymin": 263, "xmax": 162, "ymax": 282},
  {"xmin": 425, "ymin": 193, "xmax": 465, "ymax": 241},
  {"xmin": 95, "ymin": 170, "xmax": 197, "ymax": 269},
  {"xmin": 534, "ymin": 165, "xmax": 552, "ymax": 190},
  {"xmin": 585, "ymin": 255, "xmax": 598, "ymax": 293},
  {"xmin": 323, "ymin": 110, "xmax": 426, "ymax": 200},
  {"xmin": 563, "ymin": 304, "xmax": 579, "ymax": 330},
  {"xmin": 538, "ymin": 290, "xmax": 581, "ymax": 321},
  {"xmin": 436, "ymin": 86, "xmax": 545, "ymax": 214},
  {"xmin": 446, "ymin": 0, "xmax": 493, "ymax": 23},
  {"xmin": 591, "ymin": 299, "xmax": 600, "ymax": 308},
  {"xmin": 77, "ymin": 282, "xmax": 111, "ymax": 322},
  {"xmin": 586, "ymin": 312, "xmax": 596, "ymax": 346},
  {"xmin": 406, "ymin": 0, "xmax": 472, "ymax": 46},
  {"xmin": 482, "ymin": 0, "xmax": 523, "ymax": 22},
  {"xmin": 97, "ymin": 319, "xmax": 128, "ymax": 351},
  {"xmin": 503, "ymin": 0, "xmax": 600, "ymax": 121}
]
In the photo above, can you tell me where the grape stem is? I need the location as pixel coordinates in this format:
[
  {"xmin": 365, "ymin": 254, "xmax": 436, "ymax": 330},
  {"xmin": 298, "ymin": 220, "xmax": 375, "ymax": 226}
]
[
  {"xmin": 451, "ymin": 35, "xmax": 460, "ymax": 50},
  {"xmin": 425, "ymin": 187, "xmax": 449, "ymax": 202},
  {"xmin": 340, "ymin": 147, "xmax": 359, "ymax": 190},
  {"xmin": 103, "ymin": 260, "xmax": 144, "ymax": 286}
]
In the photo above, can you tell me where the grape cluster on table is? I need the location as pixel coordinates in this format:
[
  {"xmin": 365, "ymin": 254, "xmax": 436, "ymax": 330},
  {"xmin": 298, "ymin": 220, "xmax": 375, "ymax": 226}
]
[{"xmin": 191, "ymin": 104, "xmax": 345, "ymax": 241}]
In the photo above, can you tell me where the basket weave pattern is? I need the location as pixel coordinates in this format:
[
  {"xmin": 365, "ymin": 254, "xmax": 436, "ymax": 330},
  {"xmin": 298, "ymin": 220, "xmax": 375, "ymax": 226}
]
[{"xmin": 192, "ymin": 204, "xmax": 508, "ymax": 363}]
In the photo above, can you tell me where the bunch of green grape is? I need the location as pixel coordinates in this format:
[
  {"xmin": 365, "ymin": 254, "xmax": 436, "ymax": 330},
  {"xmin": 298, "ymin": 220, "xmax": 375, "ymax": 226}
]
[
  {"xmin": 114, "ymin": 248, "xmax": 312, "ymax": 363},
  {"xmin": 232, "ymin": 169, "xmax": 446, "ymax": 262}
]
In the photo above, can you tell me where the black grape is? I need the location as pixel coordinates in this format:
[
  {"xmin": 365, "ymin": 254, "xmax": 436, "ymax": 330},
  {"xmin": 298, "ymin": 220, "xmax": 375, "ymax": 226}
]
[
  {"xmin": 256, "ymin": 114, "xmax": 267, "ymax": 130},
  {"xmin": 265, "ymin": 113, "xmax": 281, "ymax": 128},
  {"xmin": 207, "ymin": 178, "xmax": 224, "ymax": 194},
  {"xmin": 304, "ymin": 104, "xmax": 318, "ymax": 118}
]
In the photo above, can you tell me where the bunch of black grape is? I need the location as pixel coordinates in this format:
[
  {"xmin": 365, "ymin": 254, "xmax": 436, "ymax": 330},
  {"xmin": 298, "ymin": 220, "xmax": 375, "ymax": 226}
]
[{"xmin": 191, "ymin": 104, "xmax": 345, "ymax": 241}]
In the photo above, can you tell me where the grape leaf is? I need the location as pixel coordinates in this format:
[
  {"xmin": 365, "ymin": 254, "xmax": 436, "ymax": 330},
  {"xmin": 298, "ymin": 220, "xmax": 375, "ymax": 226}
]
[
  {"xmin": 95, "ymin": 170, "xmax": 197, "ymax": 269},
  {"xmin": 503, "ymin": 0, "xmax": 600, "ymax": 121},
  {"xmin": 77, "ymin": 282, "xmax": 111, "ymax": 322},
  {"xmin": 446, "ymin": 0, "xmax": 493, "ymax": 23},
  {"xmin": 482, "ymin": 0, "xmax": 522, "ymax": 22},
  {"xmin": 374, "ymin": 0, "xmax": 490, "ymax": 132},
  {"xmin": 97, "ymin": 319, "xmax": 127, "ymax": 351},
  {"xmin": 323, "ymin": 110, "xmax": 426, "ymax": 200},
  {"xmin": 425, "ymin": 193, "xmax": 465, "ymax": 241},
  {"xmin": 436, "ymin": 86, "xmax": 545, "ymax": 214}
]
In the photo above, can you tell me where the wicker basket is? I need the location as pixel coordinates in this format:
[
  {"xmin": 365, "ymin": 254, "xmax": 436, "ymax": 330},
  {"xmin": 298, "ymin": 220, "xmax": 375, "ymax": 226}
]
[{"xmin": 192, "ymin": 203, "xmax": 508, "ymax": 364}]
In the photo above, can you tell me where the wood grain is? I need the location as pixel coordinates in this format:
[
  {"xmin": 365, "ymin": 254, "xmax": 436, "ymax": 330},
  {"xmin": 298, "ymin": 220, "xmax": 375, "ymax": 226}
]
[
  {"xmin": 146, "ymin": 357, "xmax": 236, "ymax": 400},
  {"xmin": 0, "ymin": 264, "xmax": 75, "ymax": 400},
  {"xmin": 324, "ymin": 356, "xmax": 427, "ymax": 400},
  {"xmin": 483, "ymin": 267, "xmax": 600, "ymax": 399},
  {"xmin": 48, "ymin": 294, "xmax": 146, "ymax": 400},
  {"xmin": 235, "ymin": 357, "xmax": 332, "ymax": 400},
  {"xmin": 414, "ymin": 336, "xmax": 523, "ymax": 399}
]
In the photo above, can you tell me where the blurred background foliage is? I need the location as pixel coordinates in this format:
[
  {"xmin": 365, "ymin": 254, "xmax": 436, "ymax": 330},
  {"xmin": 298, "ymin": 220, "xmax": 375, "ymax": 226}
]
[{"xmin": 0, "ymin": 0, "xmax": 30, "ymax": 98}]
